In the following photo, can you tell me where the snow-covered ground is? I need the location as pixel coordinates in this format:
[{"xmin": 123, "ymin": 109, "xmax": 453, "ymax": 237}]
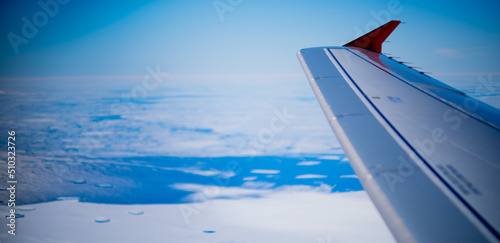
[
  {"xmin": 0, "ymin": 190, "xmax": 393, "ymax": 243},
  {"xmin": 1, "ymin": 70, "xmax": 499, "ymax": 242}
]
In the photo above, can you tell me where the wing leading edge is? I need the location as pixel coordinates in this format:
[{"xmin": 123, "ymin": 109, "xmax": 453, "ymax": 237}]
[{"xmin": 298, "ymin": 21, "xmax": 500, "ymax": 243}]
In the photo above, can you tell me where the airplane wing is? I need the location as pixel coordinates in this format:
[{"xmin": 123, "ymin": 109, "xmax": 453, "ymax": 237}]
[{"xmin": 297, "ymin": 20, "xmax": 500, "ymax": 243}]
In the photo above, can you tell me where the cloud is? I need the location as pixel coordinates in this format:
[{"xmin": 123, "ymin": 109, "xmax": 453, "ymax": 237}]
[
  {"xmin": 250, "ymin": 169, "xmax": 280, "ymax": 174},
  {"xmin": 435, "ymin": 48, "xmax": 464, "ymax": 58},
  {"xmin": 296, "ymin": 161, "xmax": 321, "ymax": 166},
  {"xmin": 295, "ymin": 174, "xmax": 328, "ymax": 179},
  {"xmin": 163, "ymin": 166, "xmax": 234, "ymax": 178}
]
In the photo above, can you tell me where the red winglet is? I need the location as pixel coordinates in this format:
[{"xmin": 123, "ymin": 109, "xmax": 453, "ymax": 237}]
[{"xmin": 343, "ymin": 20, "xmax": 401, "ymax": 53}]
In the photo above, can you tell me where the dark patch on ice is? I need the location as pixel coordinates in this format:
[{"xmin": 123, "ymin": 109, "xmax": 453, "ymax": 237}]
[
  {"xmin": 91, "ymin": 115, "xmax": 123, "ymax": 122},
  {"xmin": 170, "ymin": 127, "xmax": 214, "ymax": 133},
  {"xmin": 69, "ymin": 179, "xmax": 87, "ymax": 184},
  {"xmin": 127, "ymin": 210, "xmax": 144, "ymax": 215},
  {"xmin": 17, "ymin": 207, "xmax": 36, "ymax": 211},
  {"xmin": 5, "ymin": 213, "xmax": 24, "ymax": 219},
  {"xmin": 94, "ymin": 217, "xmax": 111, "ymax": 223}
]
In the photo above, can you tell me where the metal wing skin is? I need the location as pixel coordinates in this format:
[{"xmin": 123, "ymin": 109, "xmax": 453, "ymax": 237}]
[{"xmin": 297, "ymin": 20, "xmax": 500, "ymax": 243}]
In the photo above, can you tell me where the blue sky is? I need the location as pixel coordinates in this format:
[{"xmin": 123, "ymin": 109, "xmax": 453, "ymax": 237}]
[{"xmin": 1, "ymin": 0, "xmax": 500, "ymax": 81}]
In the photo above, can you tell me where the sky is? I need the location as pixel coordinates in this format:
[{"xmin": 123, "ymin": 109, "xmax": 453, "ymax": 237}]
[{"xmin": 1, "ymin": 0, "xmax": 500, "ymax": 81}]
